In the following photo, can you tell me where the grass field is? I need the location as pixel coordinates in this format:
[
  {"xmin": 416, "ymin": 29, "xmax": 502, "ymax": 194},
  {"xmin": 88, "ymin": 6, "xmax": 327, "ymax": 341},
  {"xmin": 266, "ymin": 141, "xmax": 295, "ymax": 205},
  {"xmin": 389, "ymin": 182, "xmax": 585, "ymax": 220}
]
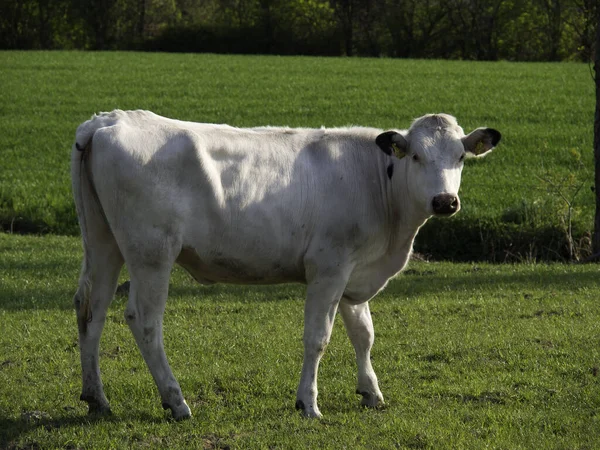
[
  {"xmin": 0, "ymin": 51, "xmax": 595, "ymax": 259},
  {"xmin": 1, "ymin": 233, "xmax": 600, "ymax": 448},
  {"xmin": 1, "ymin": 52, "xmax": 599, "ymax": 447}
]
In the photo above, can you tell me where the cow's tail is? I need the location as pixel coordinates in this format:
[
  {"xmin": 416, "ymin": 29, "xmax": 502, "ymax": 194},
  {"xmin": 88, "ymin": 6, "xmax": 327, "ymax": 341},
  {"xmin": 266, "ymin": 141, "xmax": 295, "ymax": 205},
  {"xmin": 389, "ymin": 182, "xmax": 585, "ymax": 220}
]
[{"xmin": 71, "ymin": 116, "xmax": 108, "ymax": 335}]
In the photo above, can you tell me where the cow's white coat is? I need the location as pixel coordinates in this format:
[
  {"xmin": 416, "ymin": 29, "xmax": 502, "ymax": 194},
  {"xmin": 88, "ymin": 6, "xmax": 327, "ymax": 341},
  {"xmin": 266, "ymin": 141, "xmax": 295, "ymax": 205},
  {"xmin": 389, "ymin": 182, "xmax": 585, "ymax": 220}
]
[{"xmin": 71, "ymin": 110, "xmax": 500, "ymax": 419}]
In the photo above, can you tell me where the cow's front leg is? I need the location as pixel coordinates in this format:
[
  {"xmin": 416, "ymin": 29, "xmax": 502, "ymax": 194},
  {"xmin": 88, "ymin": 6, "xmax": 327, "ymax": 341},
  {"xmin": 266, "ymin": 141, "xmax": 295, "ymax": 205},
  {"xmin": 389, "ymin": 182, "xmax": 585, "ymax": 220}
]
[
  {"xmin": 339, "ymin": 300, "xmax": 384, "ymax": 407},
  {"xmin": 296, "ymin": 270, "xmax": 350, "ymax": 418}
]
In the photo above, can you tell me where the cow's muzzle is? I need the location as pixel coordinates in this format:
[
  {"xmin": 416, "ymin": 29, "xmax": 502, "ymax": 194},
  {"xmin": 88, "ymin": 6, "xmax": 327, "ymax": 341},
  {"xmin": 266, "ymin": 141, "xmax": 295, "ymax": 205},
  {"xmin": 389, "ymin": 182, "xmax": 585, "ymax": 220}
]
[{"xmin": 432, "ymin": 194, "xmax": 460, "ymax": 216}]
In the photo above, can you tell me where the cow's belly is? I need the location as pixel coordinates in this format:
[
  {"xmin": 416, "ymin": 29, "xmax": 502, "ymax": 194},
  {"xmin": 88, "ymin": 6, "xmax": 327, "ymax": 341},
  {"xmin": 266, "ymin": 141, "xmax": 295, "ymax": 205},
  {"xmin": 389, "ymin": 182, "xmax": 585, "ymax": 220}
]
[{"xmin": 176, "ymin": 246, "xmax": 305, "ymax": 285}]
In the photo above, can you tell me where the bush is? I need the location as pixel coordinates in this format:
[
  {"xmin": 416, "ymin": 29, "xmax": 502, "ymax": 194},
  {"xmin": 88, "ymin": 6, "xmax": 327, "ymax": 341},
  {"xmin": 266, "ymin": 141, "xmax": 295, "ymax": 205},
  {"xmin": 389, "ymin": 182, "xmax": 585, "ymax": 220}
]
[{"xmin": 416, "ymin": 217, "xmax": 591, "ymax": 262}]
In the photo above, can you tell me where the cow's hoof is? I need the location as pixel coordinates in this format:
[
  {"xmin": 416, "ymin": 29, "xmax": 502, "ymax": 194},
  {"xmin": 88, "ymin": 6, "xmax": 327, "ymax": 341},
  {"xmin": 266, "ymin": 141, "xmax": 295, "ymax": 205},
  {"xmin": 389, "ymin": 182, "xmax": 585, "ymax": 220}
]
[
  {"xmin": 163, "ymin": 401, "xmax": 191, "ymax": 421},
  {"xmin": 295, "ymin": 399, "xmax": 322, "ymax": 419},
  {"xmin": 81, "ymin": 395, "xmax": 112, "ymax": 416},
  {"xmin": 357, "ymin": 390, "xmax": 384, "ymax": 408},
  {"xmin": 89, "ymin": 404, "xmax": 112, "ymax": 416}
]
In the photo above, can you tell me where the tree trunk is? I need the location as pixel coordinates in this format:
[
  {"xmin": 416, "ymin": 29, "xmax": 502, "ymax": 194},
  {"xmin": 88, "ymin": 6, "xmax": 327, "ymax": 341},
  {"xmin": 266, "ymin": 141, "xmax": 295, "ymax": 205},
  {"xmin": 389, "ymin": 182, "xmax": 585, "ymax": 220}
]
[
  {"xmin": 138, "ymin": 0, "xmax": 145, "ymax": 42},
  {"xmin": 260, "ymin": 0, "xmax": 274, "ymax": 54},
  {"xmin": 593, "ymin": 8, "xmax": 600, "ymax": 253},
  {"xmin": 343, "ymin": 0, "xmax": 353, "ymax": 56},
  {"xmin": 544, "ymin": 0, "xmax": 562, "ymax": 61},
  {"xmin": 331, "ymin": 0, "xmax": 354, "ymax": 56},
  {"xmin": 37, "ymin": 0, "xmax": 52, "ymax": 49}
]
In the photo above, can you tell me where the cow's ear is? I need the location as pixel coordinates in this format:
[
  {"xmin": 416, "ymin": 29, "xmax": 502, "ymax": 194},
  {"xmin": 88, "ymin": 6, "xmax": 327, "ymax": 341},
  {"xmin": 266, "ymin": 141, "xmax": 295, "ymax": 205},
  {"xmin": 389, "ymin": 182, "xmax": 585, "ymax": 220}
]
[
  {"xmin": 376, "ymin": 131, "xmax": 408, "ymax": 159},
  {"xmin": 462, "ymin": 128, "xmax": 501, "ymax": 157}
]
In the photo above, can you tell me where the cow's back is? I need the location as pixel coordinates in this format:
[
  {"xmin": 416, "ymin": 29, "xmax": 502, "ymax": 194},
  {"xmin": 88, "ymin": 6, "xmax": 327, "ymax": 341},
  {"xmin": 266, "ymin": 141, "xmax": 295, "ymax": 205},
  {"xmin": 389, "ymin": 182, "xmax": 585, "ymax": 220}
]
[{"xmin": 80, "ymin": 110, "xmax": 389, "ymax": 285}]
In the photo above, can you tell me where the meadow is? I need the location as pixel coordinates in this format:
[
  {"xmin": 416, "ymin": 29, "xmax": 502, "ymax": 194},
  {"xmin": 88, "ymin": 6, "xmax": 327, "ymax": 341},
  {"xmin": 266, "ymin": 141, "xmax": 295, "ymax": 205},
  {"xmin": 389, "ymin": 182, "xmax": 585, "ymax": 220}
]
[
  {"xmin": 1, "ymin": 233, "xmax": 599, "ymax": 449},
  {"xmin": 0, "ymin": 51, "xmax": 596, "ymax": 259},
  {"xmin": 1, "ymin": 52, "xmax": 599, "ymax": 448}
]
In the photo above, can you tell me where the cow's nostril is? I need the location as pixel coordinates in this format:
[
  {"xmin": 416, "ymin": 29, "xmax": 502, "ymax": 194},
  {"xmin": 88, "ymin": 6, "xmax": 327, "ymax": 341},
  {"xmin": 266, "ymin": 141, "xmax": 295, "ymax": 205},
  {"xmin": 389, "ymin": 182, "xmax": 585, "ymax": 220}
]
[{"xmin": 432, "ymin": 194, "xmax": 460, "ymax": 215}]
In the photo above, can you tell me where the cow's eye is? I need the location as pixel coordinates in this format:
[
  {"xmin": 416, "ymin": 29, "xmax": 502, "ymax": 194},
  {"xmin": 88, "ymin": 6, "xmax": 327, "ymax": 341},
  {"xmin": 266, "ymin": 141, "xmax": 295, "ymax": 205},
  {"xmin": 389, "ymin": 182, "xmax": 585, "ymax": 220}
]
[
  {"xmin": 459, "ymin": 153, "xmax": 466, "ymax": 162},
  {"xmin": 412, "ymin": 154, "xmax": 419, "ymax": 162}
]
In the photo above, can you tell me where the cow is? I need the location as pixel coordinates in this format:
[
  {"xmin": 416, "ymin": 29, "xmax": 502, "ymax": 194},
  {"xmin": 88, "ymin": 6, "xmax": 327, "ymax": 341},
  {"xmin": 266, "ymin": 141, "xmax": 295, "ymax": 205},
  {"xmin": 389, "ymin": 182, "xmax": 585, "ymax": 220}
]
[{"xmin": 71, "ymin": 110, "xmax": 500, "ymax": 420}]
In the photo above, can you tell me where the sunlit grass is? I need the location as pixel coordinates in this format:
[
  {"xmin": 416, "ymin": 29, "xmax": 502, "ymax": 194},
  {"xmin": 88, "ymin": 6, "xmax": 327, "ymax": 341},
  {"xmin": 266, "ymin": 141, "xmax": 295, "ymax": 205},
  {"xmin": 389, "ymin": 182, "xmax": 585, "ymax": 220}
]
[
  {"xmin": 0, "ymin": 52, "xmax": 595, "ymax": 247},
  {"xmin": 1, "ymin": 233, "xmax": 599, "ymax": 448}
]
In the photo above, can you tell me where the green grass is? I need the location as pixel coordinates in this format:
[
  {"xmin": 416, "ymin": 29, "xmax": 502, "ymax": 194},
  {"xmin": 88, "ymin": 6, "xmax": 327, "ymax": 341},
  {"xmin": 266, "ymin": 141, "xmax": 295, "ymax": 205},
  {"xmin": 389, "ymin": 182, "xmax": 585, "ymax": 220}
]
[
  {"xmin": 1, "ymin": 53, "xmax": 598, "ymax": 446},
  {"xmin": 0, "ymin": 51, "xmax": 595, "ymax": 259},
  {"xmin": 1, "ymin": 233, "xmax": 600, "ymax": 448}
]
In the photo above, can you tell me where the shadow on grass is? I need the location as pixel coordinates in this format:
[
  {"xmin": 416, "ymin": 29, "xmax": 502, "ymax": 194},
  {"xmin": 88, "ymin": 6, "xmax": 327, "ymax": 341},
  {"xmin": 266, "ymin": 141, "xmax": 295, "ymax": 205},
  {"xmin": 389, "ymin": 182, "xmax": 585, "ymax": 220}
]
[
  {"xmin": 0, "ymin": 410, "xmax": 167, "ymax": 448},
  {"xmin": 388, "ymin": 267, "xmax": 600, "ymax": 299},
  {"xmin": 0, "ymin": 258, "xmax": 80, "ymax": 273},
  {"xmin": 0, "ymin": 285, "xmax": 77, "ymax": 311},
  {"xmin": 1, "ymin": 264, "xmax": 598, "ymax": 311}
]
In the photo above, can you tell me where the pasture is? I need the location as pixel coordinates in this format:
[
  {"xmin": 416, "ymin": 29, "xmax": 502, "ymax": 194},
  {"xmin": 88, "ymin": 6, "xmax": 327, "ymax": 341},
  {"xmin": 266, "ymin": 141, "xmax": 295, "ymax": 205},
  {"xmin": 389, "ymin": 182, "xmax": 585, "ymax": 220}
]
[
  {"xmin": 1, "ymin": 233, "xmax": 600, "ymax": 448},
  {"xmin": 0, "ymin": 52, "xmax": 599, "ymax": 448},
  {"xmin": 0, "ymin": 51, "xmax": 595, "ymax": 259}
]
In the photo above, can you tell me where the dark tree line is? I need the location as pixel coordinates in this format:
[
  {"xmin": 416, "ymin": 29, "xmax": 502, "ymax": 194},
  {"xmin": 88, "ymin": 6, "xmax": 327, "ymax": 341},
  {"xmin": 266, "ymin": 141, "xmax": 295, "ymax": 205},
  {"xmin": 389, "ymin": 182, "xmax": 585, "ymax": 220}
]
[
  {"xmin": 593, "ymin": 5, "xmax": 600, "ymax": 255},
  {"xmin": 0, "ymin": 0, "xmax": 597, "ymax": 61}
]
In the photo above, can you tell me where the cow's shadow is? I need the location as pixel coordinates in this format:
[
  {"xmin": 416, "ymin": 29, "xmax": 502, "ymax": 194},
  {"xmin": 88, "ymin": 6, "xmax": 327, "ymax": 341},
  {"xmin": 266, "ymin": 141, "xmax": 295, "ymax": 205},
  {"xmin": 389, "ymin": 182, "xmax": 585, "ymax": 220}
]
[
  {"xmin": 0, "ymin": 411, "xmax": 163, "ymax": 447},
  {"xmin": 3, "ymin": 261, "xmax": 598, "ymax": 313}
]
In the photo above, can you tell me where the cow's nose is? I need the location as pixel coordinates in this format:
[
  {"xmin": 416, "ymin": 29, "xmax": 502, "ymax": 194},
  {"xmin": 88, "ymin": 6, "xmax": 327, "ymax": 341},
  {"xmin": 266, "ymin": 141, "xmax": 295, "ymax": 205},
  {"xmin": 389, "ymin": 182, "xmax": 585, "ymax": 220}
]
[{"xmin": 432, "ymin": 194, "xmax": 460, "ymax": 215}]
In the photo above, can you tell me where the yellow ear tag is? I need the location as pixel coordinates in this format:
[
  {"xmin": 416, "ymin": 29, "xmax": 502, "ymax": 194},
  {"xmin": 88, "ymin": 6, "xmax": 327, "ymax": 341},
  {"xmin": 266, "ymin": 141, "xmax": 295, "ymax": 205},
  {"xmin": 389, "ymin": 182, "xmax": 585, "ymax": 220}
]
[
  {"xmin": 391, "ymin": 143, "xmax": 406, "ymax": 159},
  {"xmin": 474, "ymin": 141, "xmax": 486, "ymax": 155}
]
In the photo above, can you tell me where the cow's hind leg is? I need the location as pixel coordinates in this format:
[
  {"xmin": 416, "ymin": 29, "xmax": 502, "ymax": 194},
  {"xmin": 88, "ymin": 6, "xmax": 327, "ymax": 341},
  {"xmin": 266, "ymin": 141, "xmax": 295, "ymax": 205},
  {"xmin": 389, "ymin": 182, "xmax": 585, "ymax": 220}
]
[
  {"xmin": 75, "ymin": 240, "xmax": 123, "ymax": 415},
  {"xmin": 339, "ymin": 301, "xmax": 384, "ymax": 407},
  {"xmin": 125, "ymin": 260, "xmax": 191, "ymax": 420}
]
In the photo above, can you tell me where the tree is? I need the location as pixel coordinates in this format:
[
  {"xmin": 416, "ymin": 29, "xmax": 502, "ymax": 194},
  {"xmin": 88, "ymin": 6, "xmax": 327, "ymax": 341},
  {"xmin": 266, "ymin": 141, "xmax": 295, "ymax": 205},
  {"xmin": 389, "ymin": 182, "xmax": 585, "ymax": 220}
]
[
  {"xmin": 330, "ymin": 0, "xmax": 357, "ymax": 56},
  {"xmin": 566, "ymin": 0, "xmax": 597, "ymax": 61},
  {"xmin": 386, "ymin": 0, "xmax": 450, "ymax": 58},
  {"xmin": 539, "ymin": 0, "xmax": 563, "ymax": 60},
  {"xmin": 71, "ymin": 0, "xmax": 118, "ymax": 49},
  {"xmin": 444, "ymin": 0, "xmax": 507, "ymax": 60},
  {"xmin": 593, "ymin": 7, "xmax": 600, "ymax": 254}
]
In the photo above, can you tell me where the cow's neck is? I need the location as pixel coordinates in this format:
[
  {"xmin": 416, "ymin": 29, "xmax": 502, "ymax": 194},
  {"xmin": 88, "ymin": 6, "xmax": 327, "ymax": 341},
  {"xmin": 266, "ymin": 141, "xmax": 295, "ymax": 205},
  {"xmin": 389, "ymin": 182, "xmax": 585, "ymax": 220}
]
[
  {"xmin": 387, "ymin": 159, "xmax": 431, "ymax": 226},
  {"xmin": 385, "ymin": 218, "xmax": 427, "ymax": 272},
  {"xmin": 384, "ymin": 161, "xmax": 431, "ymax": 268}
]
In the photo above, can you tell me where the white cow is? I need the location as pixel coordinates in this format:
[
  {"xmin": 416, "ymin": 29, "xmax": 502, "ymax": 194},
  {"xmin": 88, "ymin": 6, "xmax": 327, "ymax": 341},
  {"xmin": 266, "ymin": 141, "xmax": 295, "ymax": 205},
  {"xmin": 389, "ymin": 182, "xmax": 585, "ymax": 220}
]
[{"xmin": 71, "ymin": 110, "xmax": 500, "ymax": 419}]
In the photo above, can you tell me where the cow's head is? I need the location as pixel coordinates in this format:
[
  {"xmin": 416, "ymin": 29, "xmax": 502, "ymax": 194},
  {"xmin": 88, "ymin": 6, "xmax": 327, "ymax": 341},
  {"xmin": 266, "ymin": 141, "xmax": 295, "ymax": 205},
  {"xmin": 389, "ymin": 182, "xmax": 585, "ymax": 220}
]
[{"xmin": 376, "ymin": 114, "xmax": 501, "ymax": 218}]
